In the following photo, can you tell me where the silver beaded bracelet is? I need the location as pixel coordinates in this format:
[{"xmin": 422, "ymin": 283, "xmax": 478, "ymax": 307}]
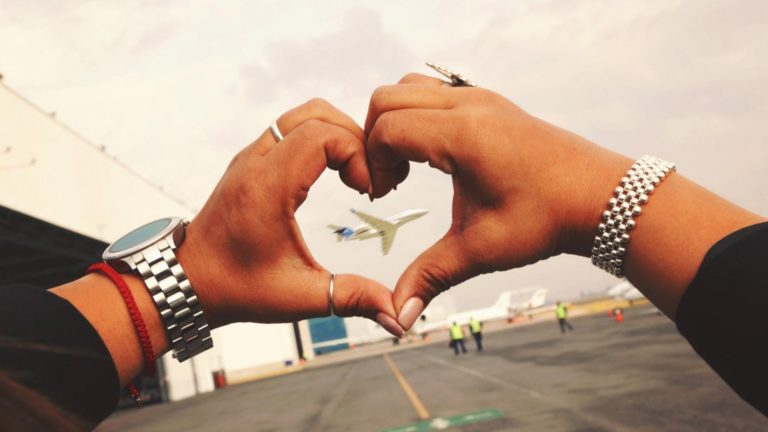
[{"xmin": 591, "ymin": 155, "xmax": 676, "ymax": 277}]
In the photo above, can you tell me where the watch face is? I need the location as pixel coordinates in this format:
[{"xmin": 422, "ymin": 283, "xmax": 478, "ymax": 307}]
[{"xmin": 108, "ymin": 218, "xmax": 173, "ymax": 254}]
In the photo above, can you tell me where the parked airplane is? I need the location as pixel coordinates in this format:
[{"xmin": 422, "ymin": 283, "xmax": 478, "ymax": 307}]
[
  {"xmin": 607, "ymin": 280, "xmax": 644, "ymax": 302},
  {"xmin": 328, "ymin": 208, "xmax": 429, "ymax": 255},
  {"xmin": 413, "ymin": 287, "xmax": 548, "ymax": 334}
]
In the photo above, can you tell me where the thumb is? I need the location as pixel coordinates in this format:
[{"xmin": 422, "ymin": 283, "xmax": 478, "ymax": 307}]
[
  {"xmin": 393, "ymin": 234, "xmax": 475, "ymax": 330},
  {"xmin": 333, "ymin": 274, "xmax": 405, "ymax": 338}
]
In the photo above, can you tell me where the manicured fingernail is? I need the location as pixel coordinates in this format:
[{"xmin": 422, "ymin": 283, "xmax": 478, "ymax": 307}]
[
  {"xmin": 377, "ymin": 313, "xmax": 405, "ymax": 338},
  {"xmin": 397, "ymin": 297, "xmax": 424, "ymax": 330},
  {"xmin": 368, "ymin": 184, "xmax": 374, "ymax": 201}
]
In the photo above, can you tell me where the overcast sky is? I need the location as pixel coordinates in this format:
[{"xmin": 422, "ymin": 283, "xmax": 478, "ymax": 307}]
[{"xmin": 1, "ymin": 0, "xmax": 766, "ymax": 334}]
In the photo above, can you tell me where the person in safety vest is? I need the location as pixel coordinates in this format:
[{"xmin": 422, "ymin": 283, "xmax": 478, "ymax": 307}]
[
  {"xmin": 449, "ymin": 321, "xmax": 467, "ymax": 356},
  {"xmin": 469, "ymin": 317, "xmax": 483, "ymax": 351},
  {"xmin": 556, "ymin": 301, "xmax": 574, "ymax": 334}
]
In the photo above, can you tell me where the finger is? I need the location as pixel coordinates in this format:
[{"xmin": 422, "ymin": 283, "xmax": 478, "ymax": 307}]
[
  {"xmin": 364, "ymin": 84, "xmax": 457, "ymax": 132},
  {"xmin": 366, "ymin": 109, "xmax": 457, "ymax": 197},
  {"xmin": 250, "ymin": 98, "xmax": 364, "ymax": 156},
  {"xmin": 270, "ymin": 119, "xmax": 371, "ymax": 199},
  {"xmin": 393, "ymin": 234, "xmax": 477, "ymax": 330},
  {"xmin": 333, "ymin": 274, "xmax": 404, "ymax": 337},
  {"xmin": 263, "ymin": 270, "xmax": 402, "ymax": 337},
  {"xmin": 397, "ymin": 72, "xmax": 447, "ymax": 86}
]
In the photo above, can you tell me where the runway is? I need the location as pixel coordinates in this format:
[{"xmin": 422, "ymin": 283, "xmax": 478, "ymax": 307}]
[{"xmin": 97, "ymin": 306, "xmax": 766, "ymax": 431}]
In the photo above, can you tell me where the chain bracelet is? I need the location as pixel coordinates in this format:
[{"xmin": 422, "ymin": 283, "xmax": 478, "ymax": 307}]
[{"xmin": 591, "ymin": 155, "xmax": 676, "ymax": 277}]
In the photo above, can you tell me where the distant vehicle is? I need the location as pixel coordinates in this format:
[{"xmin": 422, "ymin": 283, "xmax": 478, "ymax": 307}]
[
  {"xmin": 413, "ymin": 288, "xmax": 548, "ymax": 335},
  {"xmin": 607, "ymin": 280, "xmax": 644, "ymax": 302},
  {"xmin": 328, "ymin": 208, "xmax": 429, "ymax": 255}
]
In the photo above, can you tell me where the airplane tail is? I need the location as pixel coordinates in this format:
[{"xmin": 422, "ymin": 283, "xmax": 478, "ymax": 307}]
[
  {"xmin": 327, "ymin": 225, "xmax": 353, "ymax": 243},
  {"xmin": 495, "ymin": 292, "xmax": 513, "ymax": 309}
]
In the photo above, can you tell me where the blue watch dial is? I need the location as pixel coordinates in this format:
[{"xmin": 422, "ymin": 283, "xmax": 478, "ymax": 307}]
[{"xmin": 108, "ymin": 218, "xmax": 172, "ymax": 253}]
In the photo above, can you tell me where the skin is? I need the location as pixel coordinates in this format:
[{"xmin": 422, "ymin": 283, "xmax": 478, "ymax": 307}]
[
  {"xmin": 363, "ymin": 73, "xmax": 765, "ymax": 329},
  {"xmin": 52, "ymin": 99, "xmax": 404, "ymax": 386},
  {"xmin": 48, "ymin": 74, "xmax": 764, "ymax": 389}
]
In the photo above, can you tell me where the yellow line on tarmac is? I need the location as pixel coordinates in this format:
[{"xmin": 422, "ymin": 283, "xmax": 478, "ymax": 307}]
[{"xmin": 383, "ymin": 354, "xmax": 431, "ymax": 420}]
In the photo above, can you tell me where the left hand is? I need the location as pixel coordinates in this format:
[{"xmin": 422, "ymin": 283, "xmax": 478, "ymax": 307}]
[{"xmin": 176, "ymin": 98, "xmax": 403, "ymax": 336}]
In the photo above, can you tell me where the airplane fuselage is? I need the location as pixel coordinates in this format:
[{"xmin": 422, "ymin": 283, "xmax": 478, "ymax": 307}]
[
  {"xmin": 346, "ymin": 209, "xmax": 428, "ymax": 240},
  {"xmin": 329, "ymin": 208, "xmax": 429, "ymax": 255}
]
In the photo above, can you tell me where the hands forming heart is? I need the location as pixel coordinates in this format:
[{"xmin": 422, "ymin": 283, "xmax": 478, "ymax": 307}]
[{"xmin": 177, "ymin": 71, "xmax": 635, "ymax": 337}]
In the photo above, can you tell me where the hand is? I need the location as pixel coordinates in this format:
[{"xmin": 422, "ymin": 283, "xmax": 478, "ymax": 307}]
[
  {"xmin": 365, "ymin": 73, "xmax": 632, "ymax": 329},
  {"xmin": 177, "ymin": 98, "xmax": 404, "ymax": 336}
]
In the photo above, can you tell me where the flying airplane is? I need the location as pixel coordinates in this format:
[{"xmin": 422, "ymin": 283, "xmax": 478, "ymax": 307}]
[
  {"xmin": 328, "ymin": 208, "xmax": 429, "ymax": 255},
  {"xmin": 413, "ymin": 287, "xmax": 549, "ymax": 334}
]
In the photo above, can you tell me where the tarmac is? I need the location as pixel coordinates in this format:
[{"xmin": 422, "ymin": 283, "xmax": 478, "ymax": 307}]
[{"xmin": 96, "ymin": 306, "xmax": 767, "ymax": 431}]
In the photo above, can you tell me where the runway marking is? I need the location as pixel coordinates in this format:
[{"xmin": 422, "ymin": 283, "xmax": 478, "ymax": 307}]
[
  {"xmin": 421, "ymin": 353, "xmax": 633, "ymax": 432},
  {"xmin": 384, "ymin": 354, "xmax": 431, "ymax": 420}
]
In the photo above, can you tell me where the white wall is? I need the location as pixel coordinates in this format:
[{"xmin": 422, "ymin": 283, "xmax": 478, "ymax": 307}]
[{"xmin": 0, "ymin": 82, "xmax": 297, "ymax": 401}]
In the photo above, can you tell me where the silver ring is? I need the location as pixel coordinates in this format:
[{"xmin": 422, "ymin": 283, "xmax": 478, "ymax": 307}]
[
  {"xmin": 328, "ymin": 273, "xmax": 336, "ymax": 316},
  {"xmin": 426, "ymin": 61, "xmax": 477, "ymax": 87},
  {"xmin": 270, "ymin": 119, "xmax": 284, "ymax": 142}
]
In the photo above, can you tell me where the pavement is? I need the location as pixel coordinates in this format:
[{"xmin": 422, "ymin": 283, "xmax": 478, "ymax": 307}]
[{"xmin": 96, "ymin": 306, "xmax": 767, "ymax": 431}]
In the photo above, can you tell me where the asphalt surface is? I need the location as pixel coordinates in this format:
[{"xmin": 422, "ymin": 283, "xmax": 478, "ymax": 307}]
[{"xmin": 97, "ymin": 307, "xmax": 767, "ymax": 431}]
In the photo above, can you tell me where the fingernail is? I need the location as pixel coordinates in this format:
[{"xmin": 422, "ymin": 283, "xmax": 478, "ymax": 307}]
[
  {"xmin": 397, "ymin": 297, "xmax": 424, "ymax": 330},
  {"xmin": 377, "ymin": 313, "xmax": 405, "ymax": 338},
  {"xmin": 368, "ymin": 184, "xmax": 374, "ymax": 202}
]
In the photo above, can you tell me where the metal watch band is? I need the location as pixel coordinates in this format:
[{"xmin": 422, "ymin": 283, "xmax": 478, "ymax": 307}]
[
  {"xmin": 133, "ymin": 236, "xmax": 213, "ymax": 362},
  {"xmin": 591, "ymin": 155, "xmax": 676, "ymax": 277}
]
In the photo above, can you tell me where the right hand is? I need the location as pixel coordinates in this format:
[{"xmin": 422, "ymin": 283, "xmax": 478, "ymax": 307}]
[
  {"xmin": 365, "ymin": 73, "xmax": 632, "ymax": 329},
  {"xmin": 178, "ymin": 98, "xmax": 404, "ymax": 337}
]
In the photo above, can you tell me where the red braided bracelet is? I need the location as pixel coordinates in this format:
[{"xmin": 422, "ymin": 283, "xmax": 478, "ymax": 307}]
[{"xmin": 87, "ymin": 263, "xmax": 157, "ymax": 406}]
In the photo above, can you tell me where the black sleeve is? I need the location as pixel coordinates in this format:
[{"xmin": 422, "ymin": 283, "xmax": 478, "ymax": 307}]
[
  {"xmin": 676, "ymin": 221, "xmax": 768, "ymax": 416},
  {"xmin": 0, "ymin": 284, "xmax": 119, "ymax": 429}
]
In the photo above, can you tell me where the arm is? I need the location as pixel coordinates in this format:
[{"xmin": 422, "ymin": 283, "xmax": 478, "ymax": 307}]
[
  {"xmin": 363, "ymin": 73, "xmax": 768, "ymax": 415},
  {"xmin": 363, "ymin": 73, "xmax": 764, "ymax": 324},
  {"xmin": 25, "ymin": 99, "xmax": 402, "ymax": 416}
]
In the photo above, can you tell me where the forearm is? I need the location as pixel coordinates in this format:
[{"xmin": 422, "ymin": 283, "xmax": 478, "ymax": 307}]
[
  {"xmin": 573, "ymin": 152, "xmax": 765, "ymax": 319},
  {"xmin": 51, "ymin": 273, "xmax": 170, "ymax": 387}
]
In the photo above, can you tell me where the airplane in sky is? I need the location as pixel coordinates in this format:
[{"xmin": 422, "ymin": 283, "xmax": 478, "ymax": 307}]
[
  {"xmin": 413, "ymin": 287, "xmax": 549, "ymax": 334},
  {"xmin": 328, "ymin": 208, "xmax": 429, "ymax": 255}
]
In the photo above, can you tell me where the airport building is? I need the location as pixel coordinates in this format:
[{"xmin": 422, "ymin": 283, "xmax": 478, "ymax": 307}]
[{"xmin": 0, "ymin": 80, "xmax": 318, "ymax": 403}]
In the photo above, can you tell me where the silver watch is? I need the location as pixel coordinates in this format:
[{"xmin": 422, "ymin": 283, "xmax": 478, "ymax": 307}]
[{"xmin": 103, "ymin": 217, "xmax": 213, "ymax": 362}]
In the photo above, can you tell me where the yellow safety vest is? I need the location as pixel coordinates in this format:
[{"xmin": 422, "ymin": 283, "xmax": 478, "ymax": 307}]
[
  {"xmin": 469, "ymin": 319, "xmax": 482, "ymax": 334},
  {"xmin": 556, "ymin": 304, "xmax": 567, "ymax": 319},
  {"xmin": 450, "ymin": 324, "xmax": 464, "ymax": 340}
]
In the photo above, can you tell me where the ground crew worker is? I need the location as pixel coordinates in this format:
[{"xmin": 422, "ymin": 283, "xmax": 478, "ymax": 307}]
[
  {"xmin": 556, "ymin": 301, "xmax": 574, "ymax": 333},
  {"xmin": 469, "ymin": 317, "xmax": 483, "ymax": 351},
  {"xmin": 449, "ymin": 321, "xmax": 467, "ymax": 356}
]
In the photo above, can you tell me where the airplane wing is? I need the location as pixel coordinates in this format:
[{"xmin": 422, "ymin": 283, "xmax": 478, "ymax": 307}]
[{"xmin": 351, "ymin": 209, "xmax": 398, "ymax": 255}]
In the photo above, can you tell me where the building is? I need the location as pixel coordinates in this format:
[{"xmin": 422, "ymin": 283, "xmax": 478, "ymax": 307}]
[{"xmin": 0, "ymin": 79, "xmax": 312, "ymax": 403}]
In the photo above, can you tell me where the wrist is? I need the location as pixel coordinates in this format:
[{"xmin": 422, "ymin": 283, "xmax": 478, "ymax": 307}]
[
  {"xmin": 174, "ymin": 220, "xmax": 234, "ymax": 328},
  {"xmin": 558, "ymin": 148, "xmax": 634, "ymax": 257}
]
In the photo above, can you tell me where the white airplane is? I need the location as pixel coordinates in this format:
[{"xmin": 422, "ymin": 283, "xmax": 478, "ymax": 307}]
[
  {"xmin": 328, "ymin": 208, "xmax": 429, "ymax": 255},
  {"xmin": 413, "ymin": 288, "xmax": 548, "ymax": 334},
  {"xmin": 607, "ymin": 280, "xmax": 644, "ymax": 301}
]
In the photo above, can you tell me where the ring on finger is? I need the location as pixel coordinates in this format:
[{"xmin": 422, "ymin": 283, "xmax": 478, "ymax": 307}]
[
  {"xmin": 270, "ymin": 118, "xmax": 285, "ymax": 142},
  {"xmin": 426, "ymin": 61, "xmax": 477, "ymax": 87},
  {"xmin": 328, "ymin": 273, "xmax": 336, "ymax": 317}
]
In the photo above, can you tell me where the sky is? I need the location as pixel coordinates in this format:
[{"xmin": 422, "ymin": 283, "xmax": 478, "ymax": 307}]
[{"xmin": 1, "ymin": 0, "xmax": 766, "ymax": 335}]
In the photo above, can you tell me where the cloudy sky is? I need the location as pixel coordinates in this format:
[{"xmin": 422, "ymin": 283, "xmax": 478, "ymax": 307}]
[{"xmin": 1, "ymin": 0, "xmax": 766, "ymax": 332}]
